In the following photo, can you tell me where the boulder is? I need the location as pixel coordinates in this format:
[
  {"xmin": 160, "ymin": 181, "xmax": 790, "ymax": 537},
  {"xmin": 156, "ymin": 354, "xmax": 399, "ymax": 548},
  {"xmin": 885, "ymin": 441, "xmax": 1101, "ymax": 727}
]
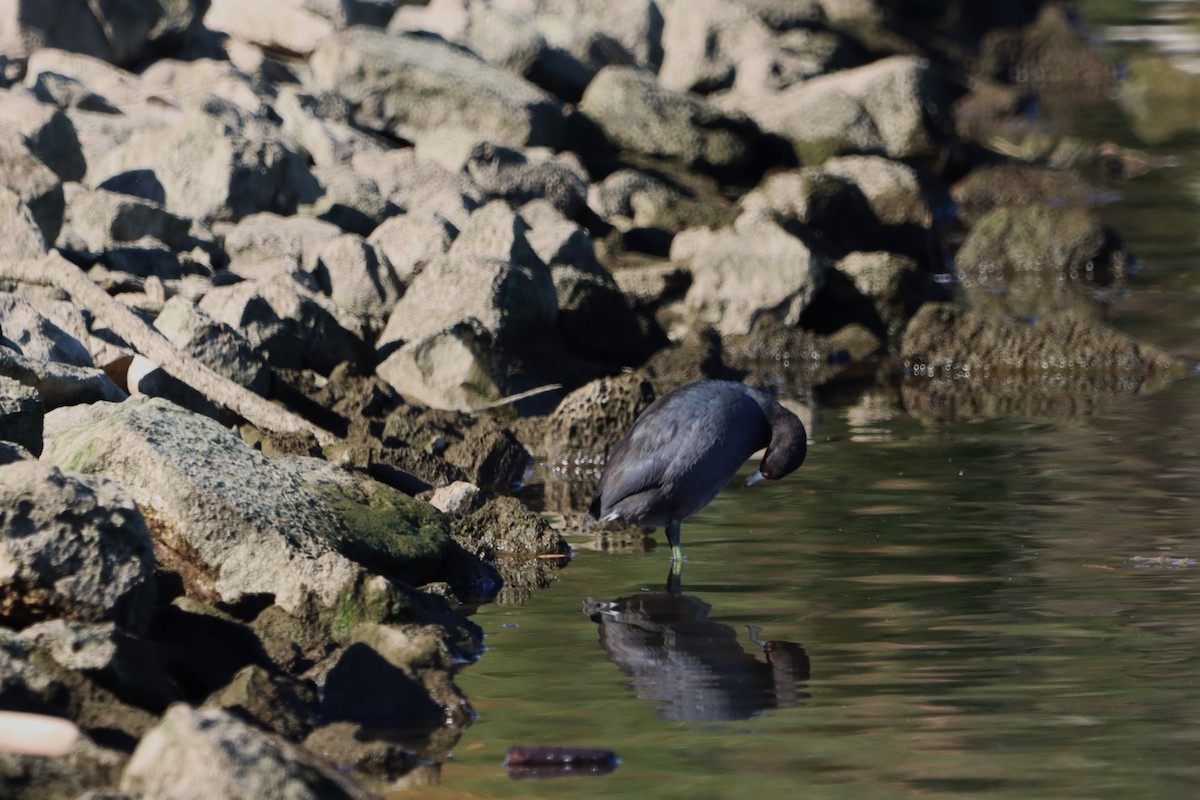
[
  {"xmin": 463, "ymin": 142, "xmax": 588, "ymax": 219},
  {"xmin": 0, "ymin": 88, "xmax": 86, "ymax": 181},
  {"xmin": 746, "ymin": 55, "xmax": 941, "ymax": 163},
  {"xmin": 121, "ymin": 705, "xmax": 367, "ymax": 800},
  {"xmin": 541, "ymin": 372, "xmax": 657, "ymax": 465},
  {"xmin": 376, "ymin": 320, "xmax": 507, "ymax": 412},
  {"xmin": 0, "ymin": 128, "xmax": 65, "ymax": 245},
  {"xmin": 0, "ymin": 346, "xmax": 127, "ymax": 409},
  {"xmin": 0, "ymin": 294, "xmax": 93, "ymax": 367},
  {"xmin": 675, "ymin": 216, "xmax": 826, "ymax": 337},
  {"xmin": 821, "ymin": 155, "xmax": 930, "ymax": 229},
  {"xmin": 836, "ymin": 251, "xmax": 929, "ymax": 345},
  {"xmin": 0, "ymin": 188, "xmax": 49, "ymax": 260},
  {"xmin": 205, "ymin": 0, "xmax": 336, "ymax": 56},
  {"xmin": 313, "ymin": 234, "xmax": 403, "ymax": 324},
  {"xmin": 376, "ymin": 208, "xmax": 557, "ymax": 354},
  {"xmin": 89, "ymin": 97, "xmax": 321, "ymax": 225},
  {"xmin": 219, "ymin": 212, "xmax": 343, "ymax": 282},
  {"xmin": 306, "ymin": 162, "xmax": 399, "ymax": 236},
  {"xmin": 656, "ymin": 0, "xmax": 781, "ymax": 95},
  {"xmin": 0, "ymin": 375, "xmax": 43, "ymax": 455},
  {"xmin": 351, "ymin": 148, "xmax": 483, "ymax": 230},
  {"xmin": 310, "ymin": 28, "xmax": 565, "ymax": 149},
  {"xmin": 198, "ymin": 279, "xmax": 370, "ymax": 374},
  {"xmin": 580, "ymin": 66, "xmax": 760, "ymax": 177},
  {"xmin": 367, "ymin": 212, "xmax": 457, "ymax": 285},
  {"xmin": 42, "ymin": 397, "xmax": 455, "ymax": 612},
  {"xmin": 0, "ymin": 0, "xmax": 207, "ymax": 66},
  {"xmin": 272, "ymin": 87, "xmax": 385, "ymax": 169},
  {"xmin": 0, "ymin": 461, "xmax": 156, "ymax": 633}
]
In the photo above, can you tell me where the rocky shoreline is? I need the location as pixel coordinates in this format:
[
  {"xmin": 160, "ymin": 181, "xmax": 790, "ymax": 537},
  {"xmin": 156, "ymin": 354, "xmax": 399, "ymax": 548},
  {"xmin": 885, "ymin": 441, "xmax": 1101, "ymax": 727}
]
[{"xmin": 0, "ymin": 0, "xmax": 1189, "ymax": 796}]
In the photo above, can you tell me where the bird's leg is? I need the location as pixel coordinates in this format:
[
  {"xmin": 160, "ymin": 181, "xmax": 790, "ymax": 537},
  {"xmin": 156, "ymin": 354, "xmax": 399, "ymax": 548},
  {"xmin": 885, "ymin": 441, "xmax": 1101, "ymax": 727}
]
[{"xmin": 666, "ymin": 520, "xmax": 683, "ymax": 564}]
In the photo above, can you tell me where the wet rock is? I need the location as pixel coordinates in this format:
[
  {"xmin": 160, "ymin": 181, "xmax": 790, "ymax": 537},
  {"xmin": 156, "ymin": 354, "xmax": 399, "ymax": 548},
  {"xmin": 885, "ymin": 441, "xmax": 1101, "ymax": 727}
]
[
  {"xmin": 821, "ymin": 155, "xmax": 931, "ymax": 230},
  {"xmin": 541, "ymin": 373, "xmax": 657, "ymax": 465},
  {"xmin": 0, "ymin": 376, "xmax": 43, "ymax": 455},
  {"xmin": 950, "ymin": 163, "xmax": 1097, "ymax": 226},
  {"xmin": 41, "ymin": 397, "xmax": 452, "ymax": 612},
  {"xmin": 0, "ymin": 346, "xmax": 127, "ymax": 409},
  {"xmin": 0, "ymin": 461, "xmax": 155, "ymax": 633},
  {"xmin": 900, "ymin": 303, "xmax": 1182, "ymax": 377},
  {"xmin": 0, "ymin": 88, "xmax": 86, "ymax": 182},
  {"xmin": 198, "ymin": 278, "xmax": 370, "ymax": 374},
  {"xmin": 443, "ymin": 424, "xmax": 529, "ymax": 489},
  {"xmin": 120, "ymin": 704, "xmax": 370, "ymax": 800},
  {"xmin": 674, "ymin": 215, "xmax": 826, "ymax": 337},
  {"xmin": 367, "ymin": 212, "xmax": 457, "ymax": 285},
  {"xmin": 206, "ymin": 665, "xmax": 318, "ymax": 741},
  {"xmin": 451, "ymin": 496, "xmax": 569, "ymax": 604},
  {"xmin": 0, "ymin": 0, "xmax": 206, "ymax": 66},
  {"xmin": 89, "ymin": 97, "xmax": 321, "ymax": 226},
  {"xmin": 580, "ymin": 66, "xmax": 761, "ymax": 178},
  {"xmin": 0, "ymin": 294, "xmax": 93, "ymax": 367},
  {"xmin": 746, "ymin": 55, "xmax": 942, "ymax": 163},
  {"xmin": 310, "ymin": 28, "xmax": 565, "ymax": 149},
  {"xmin": 312, "ymin": 234, "xmax": 403, "ymax": 324},
  {"xmin": 953, "ymin": 204, "xmax": 1128, "ymax": 317},
  {"xmin": 302, "ymin": 721, "xmax": 423, "ymax": 789}
]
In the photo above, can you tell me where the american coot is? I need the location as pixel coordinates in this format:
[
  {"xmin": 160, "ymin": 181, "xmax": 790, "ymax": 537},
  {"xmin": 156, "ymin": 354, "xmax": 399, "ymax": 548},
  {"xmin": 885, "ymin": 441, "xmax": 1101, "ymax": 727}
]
[{"xmin": 586, "ymin": 380, "xmax": 808, "ymax": 564}]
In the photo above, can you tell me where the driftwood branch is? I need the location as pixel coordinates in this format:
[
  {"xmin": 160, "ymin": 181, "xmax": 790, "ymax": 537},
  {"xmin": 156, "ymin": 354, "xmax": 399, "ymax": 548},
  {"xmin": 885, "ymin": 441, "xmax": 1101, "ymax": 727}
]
[{"xmin": 2, "ymin": 254, "xmax": 338, "ymax": 446}]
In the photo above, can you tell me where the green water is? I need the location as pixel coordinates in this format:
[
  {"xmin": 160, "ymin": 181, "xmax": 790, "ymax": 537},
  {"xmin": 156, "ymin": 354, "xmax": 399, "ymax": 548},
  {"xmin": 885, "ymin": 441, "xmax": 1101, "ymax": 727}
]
[{"xmin": 415, "ymin": 4, "xmax": 1200, "ymax": 798}]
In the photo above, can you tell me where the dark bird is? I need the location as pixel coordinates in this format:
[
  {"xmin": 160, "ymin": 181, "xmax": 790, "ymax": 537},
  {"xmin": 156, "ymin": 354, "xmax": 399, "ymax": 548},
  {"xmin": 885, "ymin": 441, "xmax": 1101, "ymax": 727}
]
[{"xmin": 585, "ymin": 380, "xmax": 808, "ymax": 564}]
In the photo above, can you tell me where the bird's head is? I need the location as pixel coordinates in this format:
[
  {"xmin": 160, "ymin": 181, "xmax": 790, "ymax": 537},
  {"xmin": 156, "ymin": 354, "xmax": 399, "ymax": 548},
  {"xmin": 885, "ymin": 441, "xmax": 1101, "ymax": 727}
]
[{"xmin": 747, "ymin": 408, "xmax": 807, "ymax": 486}]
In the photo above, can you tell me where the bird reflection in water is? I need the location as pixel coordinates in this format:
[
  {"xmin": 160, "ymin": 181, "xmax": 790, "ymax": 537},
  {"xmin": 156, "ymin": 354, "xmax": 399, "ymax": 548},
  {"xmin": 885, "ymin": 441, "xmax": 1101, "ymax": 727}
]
[{"xmin": 584, "ymin": 573, "xmax": 810, "ymax": 722}]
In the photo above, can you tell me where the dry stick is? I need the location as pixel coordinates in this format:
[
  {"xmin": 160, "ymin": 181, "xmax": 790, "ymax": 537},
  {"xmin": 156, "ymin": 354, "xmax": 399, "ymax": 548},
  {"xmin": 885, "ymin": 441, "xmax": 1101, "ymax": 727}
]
[{"xmin": 4, "ymin": 254, "xmax": 338, "ymax": 446}]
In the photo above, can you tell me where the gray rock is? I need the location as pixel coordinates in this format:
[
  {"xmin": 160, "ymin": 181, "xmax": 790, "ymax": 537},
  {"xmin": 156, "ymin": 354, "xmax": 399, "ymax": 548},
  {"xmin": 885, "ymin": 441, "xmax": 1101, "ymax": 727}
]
[
  {"xmin": 28, "ymin": 70, "xmax": 121, "ymax": 113},
  {"xmin": 0, "ymin": 441, "xmax": 34, "ymax": 465},
  {"xmin": 42, "ymin": 397, "xmax": 456, "ymax": 612},
  {"xmin": 675, "ymin": 216, "xmax": 826, "ymax": 337},
  {"xmin": 205, "ymin": 0, "xmax": 336, "ymax": 56},
  {"xmin": 821, "ymin": 155, "xmax": 930, "ymax": 228},
  {"xmin": 428, "ymin": 481, "xmax": 483, "ymax": 518},
  {"xmin": 742, "ymin": 0, "xmax": 825, "ymax": 29},
  {"xmin": 121, "ymin": 705, "xmax": 366, "ymax": 800},
  {"xmin": 220, "ymin": 211, "xmax": 343, "ymax": 281},
  {"xmin": 0, "ymin": 294, "xmax": 94, "ymax": 367},
  {"xmin": 0, "ymin": 346, "xmax": 127, "ymax": 409},
  {"xmin": 657, "ymin": 0, "xmax": 780, "ymax": 94},
  {"xmin": 0, "ymin": 127, "xmax": 65, "ymax": 245},
  {"xmin": 205, "ymin": 665, "xmax": 317, "ymax": 741},
  {"xmin": 0, "ymin": 88, "xmax": 86, "ymax": 181},
  {"xmin": 376, "ymin": 206, "xmax": 558, "ymax": 354},
  {"xmin": 0, "ymin": 374, "xmax": 43, "ymax": 455},
  {"xmin": 272, "ymin": 87, "xmax": 386, "ymax": 169},
  {"xmin": 580, "ymin": 66, "xmax": 760, "ymax": 176},
  {"xmin": 351, "ymin": 148, "xmax": 483, "ymax": 230},
  {"xmin": 367, "ymin": 212, "xmax": 457, "ymax": 285},
  {"xmin": 18, "ymin": 619, "xmax": 180, "ymax": 710},
  {"xmin": 746, "ymin": 55, "xmax": 941, "ymax": 163},
  {"xmin": 198, "ymin": 278, "xmax": 370, "ymax": 374},
  {"xmin": 376, "ymin": 320, "xmax": 507, "ymax": 412},
  {"xmin": 89, "ymin": 97, "xmax": 321, "ymax": 225},
  {"xmin": 313, "ymin": 234, "xmax": 403, "ymax": 323},
  {"xmin": 56, "ymin": 184, "xmax": 195, "ymax": 255},
  {"xmin": 0, "ymin": 188, "xmax": 49, "ymax": 260},
  {"xmin": 310, "ymin": 27, "xmax": 565, "ymax": 149},
  {"xmin": 23, "ymin": 48, "xmax": 143, "ymax": 112},
  {"xmin": 836, "ymin": 251, "xmax": 928, "ymax": 345},
  {"xmin": 128, "ymin": 295, "xmax": 272, "ymax": 420},
  {"xmin": 0, "ymin": 461, "xmax": 156, "ymax": 632},
  {"xmin": 0, "ymin": 0, "xmax": 207, "ymax": 66},
  {"xmin": 306, "ymin": 162, "xmax": 400, "ymax": 235},
  {"xmin": 464, "ymin": 142, "xmax": 588, "ymax": 219}
]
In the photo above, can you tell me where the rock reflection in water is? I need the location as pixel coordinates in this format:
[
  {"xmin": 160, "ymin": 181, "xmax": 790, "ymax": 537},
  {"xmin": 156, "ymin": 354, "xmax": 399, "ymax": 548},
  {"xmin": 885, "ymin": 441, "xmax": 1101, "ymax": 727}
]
[{"xmin": 584, "ymin": 577, "xmax": 810, "ymax": 722}]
